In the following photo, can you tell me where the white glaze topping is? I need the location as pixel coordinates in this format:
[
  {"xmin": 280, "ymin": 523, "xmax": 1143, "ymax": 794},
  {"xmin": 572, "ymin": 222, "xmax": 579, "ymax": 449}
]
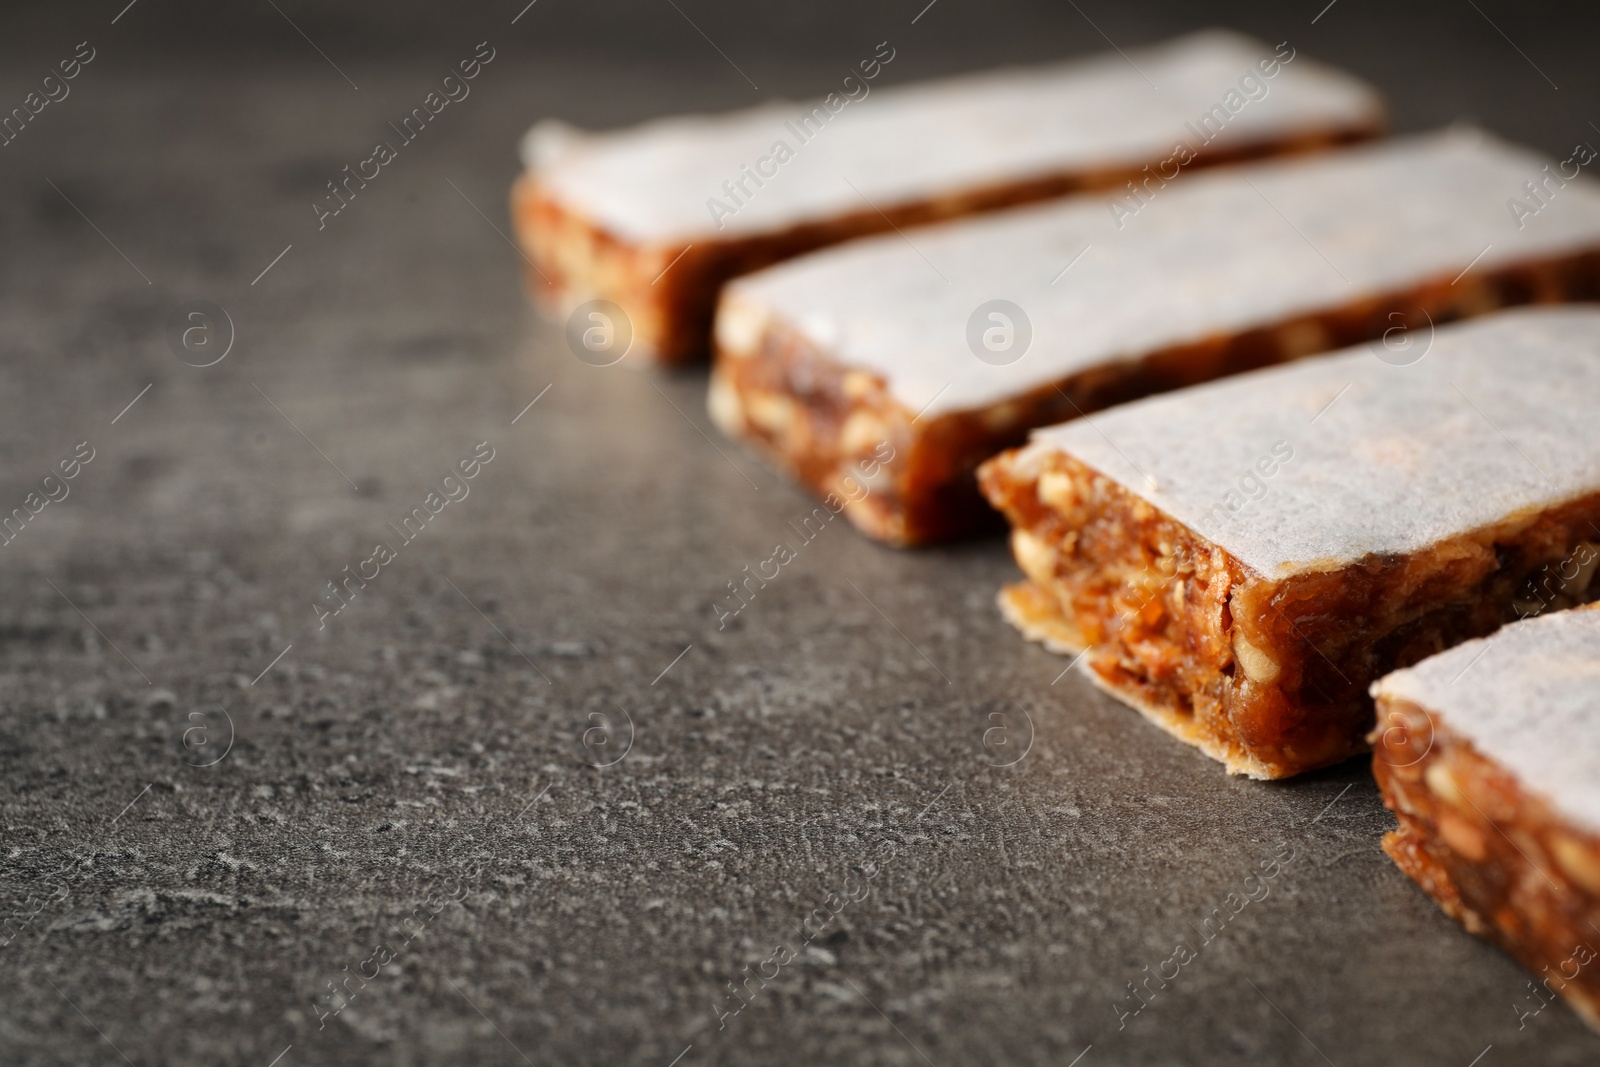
[
  {"xmin": 1374, "ymin": 607, "xmax": 1600, "ymax": 835},
  {"xmin": 526, "ymin": 30, "xmax": 1381, "ymax": 242},
  {"xmin": 722, "ymin": 129, "xmax": 1600, "ymax": 420},
  {"xmin": 1016, "ymin": 307, "xmax": 1600, "ymax": 580}
]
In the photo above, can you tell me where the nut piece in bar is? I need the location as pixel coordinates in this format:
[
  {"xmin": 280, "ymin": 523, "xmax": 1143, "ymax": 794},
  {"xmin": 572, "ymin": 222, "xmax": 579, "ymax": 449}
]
[
  {"xmin": 1372, "ymin": 603, "xmax": 1600, "ymax": 1033},
  {"xmin": 711, "ymin": 130, "xmax": 1600, "ymax": 545},
  {"xmin": 978, "ymin": 308, "xmax": 1600, "ymax": 778},
  {"xmin": 513, "ymin": 31, "xmax": 1383, "ymax": 366}
]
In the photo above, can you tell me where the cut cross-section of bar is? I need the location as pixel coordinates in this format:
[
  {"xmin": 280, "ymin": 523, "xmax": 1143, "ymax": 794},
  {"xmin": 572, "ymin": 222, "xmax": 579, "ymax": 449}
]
[
  {"xmin": 513, "ymin": 31, "xmax": 1383, "ymax": 366},
  {"xmin": 1372, "ymin": 604, "xmax": 1600, "ymax": 1033},
  {"xmin": 978, "ymin": 308, "xmax": 1600, "ymax": 778},
  {"xmin": 711, "ymin": 130, "xmax": 1600, "ymax": 545}
]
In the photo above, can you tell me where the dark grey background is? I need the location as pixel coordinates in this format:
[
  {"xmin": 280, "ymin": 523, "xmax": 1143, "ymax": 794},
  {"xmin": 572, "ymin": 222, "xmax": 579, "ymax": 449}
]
[{"xmin": 1, "ymin": 2, "xmax": 1597, "ymax": 1065}]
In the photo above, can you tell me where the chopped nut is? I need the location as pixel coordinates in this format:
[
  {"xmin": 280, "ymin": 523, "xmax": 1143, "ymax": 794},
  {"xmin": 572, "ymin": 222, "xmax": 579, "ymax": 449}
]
[
  {"xmin": 747, "ymin": 391, "xmax": 800, "ymax": 437},
  {"xmin": 1036, "ymin": 470, "xmax": 1078, "ymax": 512},
  {"xmin": 1011, "ymin": 530, "xmax": 1058, "ymax": 584},
  {"xmin": 706, "ymin": 375, "xmax": 745, "ymax": 434},
  {"xmin": 1232, "ymin": 632, "xmax": 1281, "ymax": 684},
  {"xmin": 839, "ymin": 410, "xmax": 888, "ymax": 457},
  {"xmin": 1551, "ymin": 832, "xmax": 1600, "ymax": 895},
  {"xmin": 714, "ymin": 296, "xmax": 769, "ymax": 356},
  {"xmin": 1437, "ymin": 810, "xmax": 1488, "ymax": 862},
  {"xmin": 1424, "ymin": 761, "xmax": 1464, "ymax": 807},
  {"xmin": 1388, "ymin": 779, "xmax": 1420, "ymax": 816},
  {"xmin": 842, "ymin": 371, "xmax": 878, "ymax": 400}
]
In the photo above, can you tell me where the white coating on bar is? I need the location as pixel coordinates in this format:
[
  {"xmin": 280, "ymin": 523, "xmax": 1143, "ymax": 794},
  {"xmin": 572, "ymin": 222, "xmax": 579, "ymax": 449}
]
[{"xmin": 526, "ymin": 30, "xmax": 1380, "ymax": 242}]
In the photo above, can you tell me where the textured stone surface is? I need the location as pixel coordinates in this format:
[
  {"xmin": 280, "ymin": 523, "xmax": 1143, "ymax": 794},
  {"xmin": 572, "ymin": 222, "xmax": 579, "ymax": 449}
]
[{"xmin": 2, "ymin": 2, "xmax": 1600, "ymax": 1065}]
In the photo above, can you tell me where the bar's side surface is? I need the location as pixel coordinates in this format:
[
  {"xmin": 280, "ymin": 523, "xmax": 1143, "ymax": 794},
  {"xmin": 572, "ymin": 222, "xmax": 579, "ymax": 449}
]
[
  {"xmin": 511, "ymin": 173, "xmax": 716, "ymax": 367},
  {"xmin": 1373, "ymin": 702, "xmax": 1600, "ymax": 1031},
  {"xmin": 712, "ymin": 247, "xmax": 1600, "ymax": 546},
  {"xmin": 513, "ymin": 126, "xmax": 1379, "ymax": 368},
  {"xmin": 979, "ymin": 444, "xmax": 1600, "ymax": 778}
]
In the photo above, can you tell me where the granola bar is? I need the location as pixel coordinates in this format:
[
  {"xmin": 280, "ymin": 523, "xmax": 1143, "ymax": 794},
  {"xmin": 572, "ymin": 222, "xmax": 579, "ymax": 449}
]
[
  {"xmin": 978, "ymin": 308, "xmax": 1600, "ymax": 778},
  {"xmin": 1373, "ymin": 603, "xmax": 1600, "ymax": 1032}
]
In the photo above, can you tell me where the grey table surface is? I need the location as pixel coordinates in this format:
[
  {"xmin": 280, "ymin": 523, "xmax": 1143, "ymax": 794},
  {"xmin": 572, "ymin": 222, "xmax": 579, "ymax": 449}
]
[{"xmin": 2, "ymin": 1, "xmax": 1599, "ymax": 1064}]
